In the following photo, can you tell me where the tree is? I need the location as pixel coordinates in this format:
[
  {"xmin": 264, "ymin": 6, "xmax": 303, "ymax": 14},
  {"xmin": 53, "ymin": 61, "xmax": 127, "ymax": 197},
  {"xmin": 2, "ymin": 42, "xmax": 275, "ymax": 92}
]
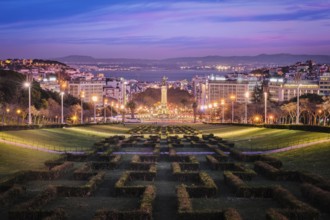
[{"xmin": 126, "ymin": 100, "xmax": 137, "ymax": 119}]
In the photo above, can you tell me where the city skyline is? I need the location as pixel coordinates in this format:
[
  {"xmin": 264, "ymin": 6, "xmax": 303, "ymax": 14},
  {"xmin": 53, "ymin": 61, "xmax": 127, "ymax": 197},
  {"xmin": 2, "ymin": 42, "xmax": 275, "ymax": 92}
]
[{"xmin": 1, "ymin": 0, "xmax": 330, "ymax": 59}]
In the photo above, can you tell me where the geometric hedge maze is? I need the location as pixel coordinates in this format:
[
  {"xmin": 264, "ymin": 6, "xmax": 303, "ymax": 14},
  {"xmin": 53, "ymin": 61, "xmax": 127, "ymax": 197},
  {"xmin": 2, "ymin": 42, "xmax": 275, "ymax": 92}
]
[{"xmin": 0, "ymin": 125, "xmax": 329, "ymax": 220}]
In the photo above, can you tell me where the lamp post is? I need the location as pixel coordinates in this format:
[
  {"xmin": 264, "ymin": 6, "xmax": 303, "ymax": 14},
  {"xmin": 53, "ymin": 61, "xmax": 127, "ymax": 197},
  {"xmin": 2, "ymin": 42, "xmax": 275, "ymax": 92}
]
[
  {"xmin": 296, "ymin": 84, "xmax": 300, "ymax": 124},
  {"xmin": 60, "ymin": 92, "xmax": 64, "ymax": 124},
  {"xmin": 16, "ymin": 109, "xmax": 21, "ymax": 125},
  {"xmin": 80, "ymin": 91, "xmax": 85, "ymax": 124},
  {"xmin": 24, "ymin": 82, "xmax": 32, "ymax": 125},
  {"xmin": 245, "ymin": 91, "xmax": 249, "ymax": 124},
  {"xmin": 220, "ymin": 99, "xmax": 225, "ymax": 123},
  {"xmin": 208, "ymin": 104, "xmax": 212, "ymax": 122},
  {"xmin": 110, "ymin": 101, "xmax": 114, "ymax": 121},
  {"xmin": 5, "ymin": 108, "xmax": 10, "ymax": 125},
  {"xmin": 120, "ymin": 104, "xmax": 125, "ymax": 123},
  {"xmin": 230, "ymin": 95, "xmax": 235, "ymax": 123},
  {"xmin": 213, "ymin": 102, "xmax": 218, "ymax": 122},
  {"xmin": 264, "ymin": 92, "xmax": 267, "ymax": 124},
  {"xmin": 92, "ymin": 95, "xmax": 98, "ymax": 123},
  {"xmin": 104, "ymin": 98, "xmax": 108, "ymax": 123}
]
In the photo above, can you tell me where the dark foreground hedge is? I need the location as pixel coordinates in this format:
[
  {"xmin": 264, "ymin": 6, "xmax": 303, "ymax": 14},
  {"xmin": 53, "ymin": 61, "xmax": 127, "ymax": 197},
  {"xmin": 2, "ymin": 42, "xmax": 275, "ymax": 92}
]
[{"xmin": 301, "ymin": 183, "xmax": 330, "ymax": 213}]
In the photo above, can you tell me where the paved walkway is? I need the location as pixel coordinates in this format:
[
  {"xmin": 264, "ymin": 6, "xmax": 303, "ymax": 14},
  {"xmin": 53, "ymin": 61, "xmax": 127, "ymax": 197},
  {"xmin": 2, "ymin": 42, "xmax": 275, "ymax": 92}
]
[{"xmin": 1, "ymin": 137, "xmax": 330, "ymax": 156}]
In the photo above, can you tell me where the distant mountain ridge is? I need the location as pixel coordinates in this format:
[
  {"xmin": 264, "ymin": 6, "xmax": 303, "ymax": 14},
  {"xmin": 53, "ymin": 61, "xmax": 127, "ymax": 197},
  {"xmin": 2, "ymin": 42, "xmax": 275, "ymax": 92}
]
[{"xmin": 54, "ymin": 54, "xmax": 330, "ymax": 65}]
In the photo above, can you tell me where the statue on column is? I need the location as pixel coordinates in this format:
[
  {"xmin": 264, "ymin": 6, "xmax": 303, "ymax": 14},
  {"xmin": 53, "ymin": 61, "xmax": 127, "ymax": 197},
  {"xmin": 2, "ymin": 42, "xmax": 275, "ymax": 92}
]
[{"xmin": 162, "ymin": 76, "xmax": 168, "ymax": 86}]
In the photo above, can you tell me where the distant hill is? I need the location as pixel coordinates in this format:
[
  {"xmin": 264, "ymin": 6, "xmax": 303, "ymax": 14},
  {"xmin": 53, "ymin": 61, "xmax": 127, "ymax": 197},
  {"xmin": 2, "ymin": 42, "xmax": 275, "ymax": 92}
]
[{"xmin": 54, "ymin": 54, "xmax": 330, "ymax": 66}]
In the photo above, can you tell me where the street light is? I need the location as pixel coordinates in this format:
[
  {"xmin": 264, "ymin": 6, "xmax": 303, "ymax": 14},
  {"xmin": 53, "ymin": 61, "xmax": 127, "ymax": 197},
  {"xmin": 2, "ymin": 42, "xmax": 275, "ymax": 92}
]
[
  {"xmin": 220, "ymin": 99, "xmax": 225, "ymax": 123},
  {"xmin": 104, "ymin": 98, "xmax": 108, "ymax": 123},
  {"xmin": 120, "ymin": 104, "xmax": 125, "ymax": 123},
  {"xmin": 264, "ymin": 92, "xmax": 267, "ymax": 124},
  {"xmin": 230, "ymin": 95, "xmax": 235, "ymax": 123},
  {"xmin": 80, "ymin": 91, "xmax": 85, "ymax": 124},
  {"xmin": 24, "ymin": 82, "xmax": 32, "ymax": 125},
  {"xmin": 296, "ymin": 84, "xmax": 301, "ymax": 124},
  {"xmin": 245, "ymin": 91, "xmax": 249, "ymax": 124},
  {"xmin": 269, "ymin": 115, "xmax": 274, "ymax": 124},
  {"xmin": 111, "ymin": 101, "xmax": 114, "ymax": 120},
  {"xmin": 60, "ymin": 92, "xmax": 64, "ymax": 124},
  {"xmin": 92, "ymin": 95, "xmax": 98, "ymax": 123},
  {"xmin": 16, "ymin": 109, "xmax": 21, "ymax": 125}
]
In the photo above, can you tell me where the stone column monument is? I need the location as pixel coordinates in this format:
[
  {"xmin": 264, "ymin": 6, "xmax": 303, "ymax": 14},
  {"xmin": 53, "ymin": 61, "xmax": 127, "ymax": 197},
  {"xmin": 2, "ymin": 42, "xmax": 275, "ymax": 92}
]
[{"xmin": 159, "ymin": 76, "xmax": 169, "ymax": 117}]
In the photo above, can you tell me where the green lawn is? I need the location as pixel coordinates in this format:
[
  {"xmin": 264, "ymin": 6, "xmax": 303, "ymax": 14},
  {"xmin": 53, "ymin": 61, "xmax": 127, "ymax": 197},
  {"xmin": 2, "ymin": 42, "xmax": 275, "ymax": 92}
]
[
  {"xmin": 0, "ymin": 142, "xmax": 60, "ymax": 178},
  {"xmin": 0, "ymin": 124, "xmax": 131, "ymax": 151},
  {"xmin": 195, "ymin": 124, "xmax": 330, "ymax": 151},
  {"xmin": 273, "ymin": 142, "xmax": 330, "ymax": 179}
]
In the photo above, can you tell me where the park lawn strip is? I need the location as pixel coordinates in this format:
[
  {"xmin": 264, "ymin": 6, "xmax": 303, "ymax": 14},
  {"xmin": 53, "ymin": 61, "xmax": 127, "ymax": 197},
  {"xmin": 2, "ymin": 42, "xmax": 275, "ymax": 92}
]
[
  {"xmin": 0, "ymin": 142, "xmax": 60, "ymax": 178},
  {"xmin": 0, "ymin": 124, "xmax": 131, "ymax": 151},
  {"xmin": 196, "ymin": 125, "xmax": 329, "ymax": 151},
  {"xmin": 272, "ymin": 142, "xmax": 330, "ymax": 179}
]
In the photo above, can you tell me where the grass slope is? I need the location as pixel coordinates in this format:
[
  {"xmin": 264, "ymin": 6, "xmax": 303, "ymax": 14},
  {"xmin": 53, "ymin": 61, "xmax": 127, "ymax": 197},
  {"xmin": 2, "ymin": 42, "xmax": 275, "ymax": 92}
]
[
  {"xmin": 0, "ymin": 124, "xmax": 131, "ymax": 151},
  {"xmin": 273, "ymin": 142, "xmax": 330, "ymax": 178},
  {"xmin": 0, "ymin": 142, "xmax": 59, "ymax": 178},
  {"xmin": 195, "ymin": 124, "xmax": 330, "ymax": 151}
]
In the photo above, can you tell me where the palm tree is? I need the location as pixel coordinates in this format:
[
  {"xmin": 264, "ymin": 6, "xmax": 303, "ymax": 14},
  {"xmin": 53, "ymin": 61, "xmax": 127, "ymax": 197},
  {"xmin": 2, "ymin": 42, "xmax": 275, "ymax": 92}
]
[
  {"xmin": 192, "ymin": 102, "xmax": 198, "ymax": 123},
  {"xmin": 126, "ymin": 100, "xmax": 137, "ymax": 119}
]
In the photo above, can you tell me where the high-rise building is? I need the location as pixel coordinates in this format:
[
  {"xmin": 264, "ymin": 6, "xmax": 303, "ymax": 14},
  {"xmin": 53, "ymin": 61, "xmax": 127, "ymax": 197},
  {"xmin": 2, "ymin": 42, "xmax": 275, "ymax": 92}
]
[
  {"xmin": 268, "ymin": 78, "xmax": 319, "ymax": 102},
  {"xmin": 69, "ymin": 79, "xmax": 105, "ymax": 105},
  {"xmin": 319, "ymin": 72, "xmax": 330, "ymax": 96}
]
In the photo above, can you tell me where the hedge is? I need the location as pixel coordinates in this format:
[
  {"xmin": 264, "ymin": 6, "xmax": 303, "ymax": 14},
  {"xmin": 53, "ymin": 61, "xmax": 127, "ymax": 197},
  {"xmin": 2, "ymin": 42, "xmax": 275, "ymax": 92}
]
[
  {"xmin": 9, "ymin": 186, "xmax": 58, "ymax": 219},
  {"xmin": 57, "ymin": 172, "xmax": 105, "ymax": 197},
  {"xmin": 223, "ymin": 171, "xmax": 272, "ymax": 198},
  {"xmin": 301, "ymin": 183, "xmax": 330, "ymax": 213},
  {"xmin": 114, "ymin": 172, "xmax": 155, "ymax": 196},
  {"xmin": 272, "ymin": 186, "xmax": 319, "ymax": 220},
  {"xmin": 0, "ymin": 185, "xmax": 25, "ymax": 206},
  {"xmin": 266, "ymin": 208, "xmax": 289, "ymax": 220}
]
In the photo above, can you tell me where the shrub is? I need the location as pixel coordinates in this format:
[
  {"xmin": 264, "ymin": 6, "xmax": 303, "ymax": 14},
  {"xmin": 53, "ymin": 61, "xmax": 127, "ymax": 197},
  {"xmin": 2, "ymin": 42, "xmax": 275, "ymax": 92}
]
[
  {"xmin": 301, "ymin": 183, "xmax": 330, "ymax": 212},
  {"xmin": 177, "ymin": 185, "xmax": 192, "ymax": 212},
  {"xmin": 0, "ymin": 185, "xmax": 25, "ymax": 206},
  {"xmin": 139, "ymin": 185, "xmax": 156, "ymax": 214},
  {"xmin": 206, "ymin": 155, "xmax": 220, "ymax": 170},
  {"xmin": 223, "ymin": 208, "xmax": 242, "ymax": 220},
  {"xmin": 266, "ymin": 208, "xmax": 289, "ymax": 220},
  {"xmin": 272, "ymin": 186, "xmax": 319, "ymax": 219}
]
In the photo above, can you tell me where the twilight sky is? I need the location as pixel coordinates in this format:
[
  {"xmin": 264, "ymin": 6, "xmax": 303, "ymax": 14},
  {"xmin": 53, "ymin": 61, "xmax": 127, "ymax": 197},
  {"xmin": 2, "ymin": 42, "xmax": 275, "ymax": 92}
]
[{"xmin": 1, "ymin": 0, "xmax": 330, "ymax": 59}]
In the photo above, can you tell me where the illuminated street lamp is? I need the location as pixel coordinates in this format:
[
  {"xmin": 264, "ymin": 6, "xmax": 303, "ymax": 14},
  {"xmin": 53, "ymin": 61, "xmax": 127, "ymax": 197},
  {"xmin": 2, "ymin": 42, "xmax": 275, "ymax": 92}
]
[
  {"xmin": 120, "ymin": 104, "xmax": 125, "ymax": 123},
  {"xmin": 296, "ymin": 84, "xmax": 301, "ymax": 124},
  {"xmin": 16, "ymin": 109, "xmax": 21, "ymax": 125},
  {"xmin": 269, "ymin": 115, "xmax": 274, "ymax": 124},
  {"xmin": 230, "ymin": 95, "xmax": 235, "ymax": 123},
  {"xmin": 110, "ymin": 101, "xmax": 114, "ymax": 120},
  {"xmin": 92, "ymin": 95, "xmax": 98, "ymax": 123},
  {"xmin": 60, "ymin": 92, "xmax": 64, "ymax": 124},
  {"xmin": 104, "ymin": 98, "xmax": 108, "ymax": 123},
  {"xmin": 245, "ymin": 91, "xmax": 249, "ymax": 124},
  {"xmin": 24, "ymin": 82, "xmax": 32, "ymax": 125},
  {"xmin": 80, "ymin": 91, "xmax": 85, "ymax": 124},
  {"xmin": 254, "ymin": 115, "xmax": 260, "ymax": 124},
  {"xmin": 220, "ymin": 99, "xmax": 225, "ymax": 123},
  {"xmin": 72, "ymin": 115, "xmax": 77, "ymax": 124},
  {"xmin": 264, "ymin": 92, "xmax": 267, "ymax": 124}
]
